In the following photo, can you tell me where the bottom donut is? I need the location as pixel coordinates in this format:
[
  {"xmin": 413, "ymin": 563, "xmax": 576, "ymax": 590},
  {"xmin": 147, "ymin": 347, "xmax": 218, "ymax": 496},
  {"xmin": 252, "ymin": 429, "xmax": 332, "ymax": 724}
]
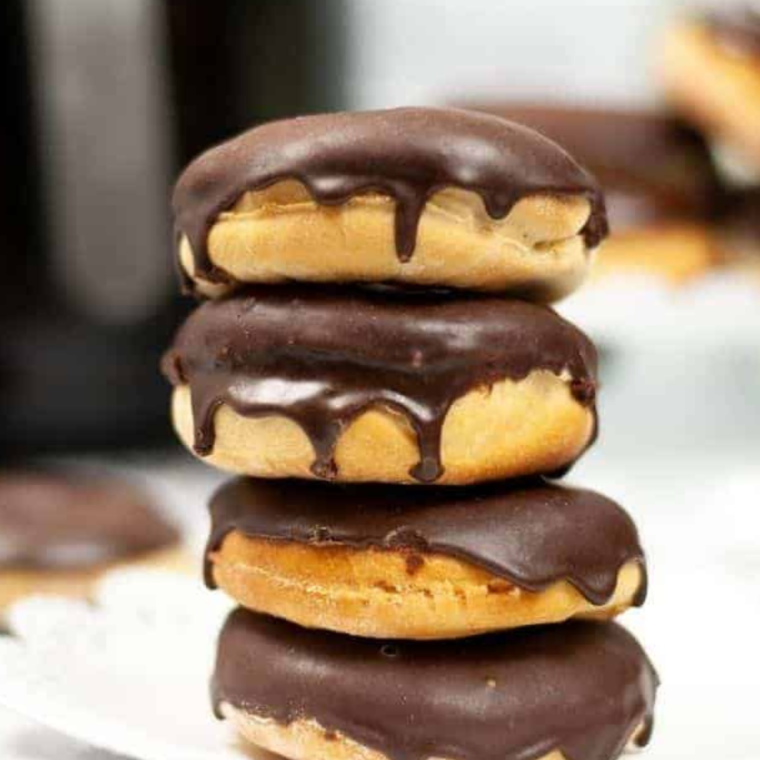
[{"xmin": 213, "ymin": 608, "xmax": 659, "ymax": 760}]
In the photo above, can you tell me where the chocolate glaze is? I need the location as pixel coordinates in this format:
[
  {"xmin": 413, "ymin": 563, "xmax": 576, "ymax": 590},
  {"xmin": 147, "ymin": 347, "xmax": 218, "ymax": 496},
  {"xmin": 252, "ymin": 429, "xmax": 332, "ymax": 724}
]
[
  {"xmin": 206, "ymin": 477, "xmax": 646, "ymax": 606},
  {"xmin": 0, "ymin": 472, "xmax": 179, "ymax": 570},
  {"xmin": 706, "ymin": 6, "xmax": 760, "ymax": 59},
  {"xmin": 468, "ymin": 105, "xmax": 719, "ymax": 232},
  {"xmin": 213, "ymin": 609, "xmax": 659, "ymax": 760},
  {"xmin": 162, "ymin": 285, "xmax": 598, "ymax": 483},
  {"xmin": 172, "ymin": 107, "xmax": 608, "ymax": 282}
]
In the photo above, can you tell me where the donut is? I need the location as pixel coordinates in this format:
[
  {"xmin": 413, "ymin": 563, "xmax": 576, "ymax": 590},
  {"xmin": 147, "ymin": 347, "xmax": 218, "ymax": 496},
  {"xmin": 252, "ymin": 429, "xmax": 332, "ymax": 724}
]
[
  {"xmin": 162, "ymin": 286, "xmax": 598, "ymax": 485},
  {"xmin": 205, "ymin": 477, "xmax": 646, "ymax": 639},
  {"xmin": 661, "ymin": 7, "xmax": 760, "ymax": 173},
  {"xmin": 213, "ymin": 609, "xmax": 659, "ymax": 760},
  {"xmin": 718, "ymin": 187, "xmax": 760, "ymax": 264},
  {"xmin": 173, "ymin": 107, "xmax": 608, "ymax": 301},
  {"xmin": 0, "ymin": 472, "xmax": 186, "ymax": 612},
  {"xmin": 469, "ymin": 104, "xmax": 722, "ymax": 283}
]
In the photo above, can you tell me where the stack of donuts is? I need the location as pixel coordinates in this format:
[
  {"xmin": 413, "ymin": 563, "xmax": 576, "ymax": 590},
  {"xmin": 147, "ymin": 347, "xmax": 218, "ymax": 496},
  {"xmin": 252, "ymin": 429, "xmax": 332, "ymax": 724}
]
[{"xmin": 162, "ymin": 107, "xmax": 659, "ymax": 760}]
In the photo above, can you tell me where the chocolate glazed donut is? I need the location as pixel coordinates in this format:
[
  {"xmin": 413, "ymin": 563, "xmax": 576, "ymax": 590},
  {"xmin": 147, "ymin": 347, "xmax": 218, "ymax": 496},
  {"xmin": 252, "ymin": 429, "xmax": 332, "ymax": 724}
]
[
  {"xmin": 203, "ymin": 478, "xmax": 647, "ymax": 638},
  {"xmin": 662, "ymin": 7, "xmax": 760, "ymax": 173},
  {"xmin": 0, "ymin": 473, "xmax": 179, "ymax": 571},
  {"xmin": 162, "ymin": 285, "xmax": 598, "ymax": 484},
  {"xmin": 0, "ymin": 472, "xmax": 184, "ymax": 612},
  {"xmin": 173, "ymin": 107, "xmax": 608, "ymax": 285},
  {"xmin": 213, "ymin": 610, "xmax": 659, "ymax": 760}
]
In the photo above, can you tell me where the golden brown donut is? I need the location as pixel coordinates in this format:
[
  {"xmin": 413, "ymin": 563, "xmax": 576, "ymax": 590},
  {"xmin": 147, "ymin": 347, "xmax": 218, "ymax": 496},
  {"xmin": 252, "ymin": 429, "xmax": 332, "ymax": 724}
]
[
  {"xmin": 163, "ymin": 287, "xmax": 598, "ymax": 485},
  {"xmin": 173, "ymin": 108, "xmax": 608, "ymax": 301},
  {"xmin": 661, "ymin": 14, "xmax": 760, "ymax": 172},
  {"xmin": 212, "ymin": 610, "xmax": 659, "ymax": 760},
  {"xmin": 0, "ymin": 472, "xmax": 189, "ymax": 612},
  {"xmin": 204, "ymin": 479, "xmax": 646, "ymax": 639}
]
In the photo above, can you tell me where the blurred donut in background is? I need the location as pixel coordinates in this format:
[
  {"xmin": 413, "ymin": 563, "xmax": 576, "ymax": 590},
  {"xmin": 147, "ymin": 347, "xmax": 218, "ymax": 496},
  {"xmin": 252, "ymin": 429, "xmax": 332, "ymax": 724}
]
[
  {"xmin": 465, "ymin": 104, "xmax": 724, "ymax": 284},
  {"xmin": 0, "ymin": 471, "xmax": 188, "ymax": 614},
  {"xmin": 661, "ymin": 5, "xmax": 760, "ymax": 180},
  {"xmin": 659, "ymin": 5, "xmax": 760, "ymax": 289},
  {"xmin": 717, "ymin": 187, "xmax": 760, "ymax": 280}
]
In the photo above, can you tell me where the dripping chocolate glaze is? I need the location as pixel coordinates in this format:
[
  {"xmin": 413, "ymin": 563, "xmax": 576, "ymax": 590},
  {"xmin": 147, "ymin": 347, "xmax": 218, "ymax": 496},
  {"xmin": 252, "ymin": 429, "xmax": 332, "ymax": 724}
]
[
  {"xmin": 162, "ymin": 285, "xmax": 598, "ymax": 483},
  {"xmin": 213, "ymin": 610, "xmax": 659, "ymax": 760},
  {"xmin": 706, "ymin": 5, "xmax": 760, "ymax": 58},
  {"xmin": 466, "ymin": 104, "xmax": 720, "ymax": 231},
  {"xmin": 205, "ymin": 478, "xmax": 646, "ymax": 606},
  {"xmin": 172, "ymin": 107, "xmax": 608, "ymax": 282},
  {"xmin": 0, "ymin": 472, "xmax": 179, "ymax": 570}
]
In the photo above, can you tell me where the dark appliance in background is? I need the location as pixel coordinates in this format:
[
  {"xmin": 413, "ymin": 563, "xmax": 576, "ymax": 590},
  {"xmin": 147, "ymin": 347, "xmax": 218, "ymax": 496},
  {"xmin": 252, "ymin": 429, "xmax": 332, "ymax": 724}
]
[{"xmin": 0, "ymin": 0, "xmax": 347, "ymax": 457}]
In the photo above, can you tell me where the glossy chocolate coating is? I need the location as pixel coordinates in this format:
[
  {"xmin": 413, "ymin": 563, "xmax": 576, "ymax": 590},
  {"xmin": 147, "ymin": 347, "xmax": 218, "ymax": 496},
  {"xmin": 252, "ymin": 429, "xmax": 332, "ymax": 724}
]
[
  {"xmin": 172, "ymin": 107, "xmax": 608, "ymax": 283},
  {"xmin": 469, "ymin": 105, "xmax": 719, "ymax": 232},
  {"xmin": 213, "ymin": 609, "xmax": 658, "ymax": 760},
  {"xmin": 206, "ymin": 477, "xmax": 646, "ymax": 606},
  {"xmin": 162, "ymin": 285, "xmax": 598, "ymax": 483},
  {"xmin": 0, "ymin": 472, "xmax": 179, "ymax": 570}
]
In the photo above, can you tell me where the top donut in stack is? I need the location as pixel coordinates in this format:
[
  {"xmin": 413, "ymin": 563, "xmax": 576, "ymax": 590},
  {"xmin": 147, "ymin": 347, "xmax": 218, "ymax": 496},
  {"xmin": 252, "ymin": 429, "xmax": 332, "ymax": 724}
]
[
  {"xmin": 163, "ymin": 107, "xmax": 605, "ymax": 485},
  {"xmin": 174, "ymin": 107, "xmax": 606, "ymax": 300}
]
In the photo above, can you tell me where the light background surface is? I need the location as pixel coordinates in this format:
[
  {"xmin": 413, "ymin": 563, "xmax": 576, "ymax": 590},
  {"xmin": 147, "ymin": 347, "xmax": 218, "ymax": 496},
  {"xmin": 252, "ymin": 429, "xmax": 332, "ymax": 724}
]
[{"xmin": 344, "ymin": 0, "xmax": 686, "ymax": 109}]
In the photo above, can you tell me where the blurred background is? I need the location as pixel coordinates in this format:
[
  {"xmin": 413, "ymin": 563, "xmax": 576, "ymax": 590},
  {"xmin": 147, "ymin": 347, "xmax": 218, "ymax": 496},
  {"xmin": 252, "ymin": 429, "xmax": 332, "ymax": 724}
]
[
  {"xmin": 0, "ymin": 0, "xmax": 346, "ymax": 453},
  {"xmin": 2, "ymin": 0, "xmax": 758, "ymax": 457},
  {"xmin": 0, "ymin": 0, "xmax": 759, "ymax": 757}
]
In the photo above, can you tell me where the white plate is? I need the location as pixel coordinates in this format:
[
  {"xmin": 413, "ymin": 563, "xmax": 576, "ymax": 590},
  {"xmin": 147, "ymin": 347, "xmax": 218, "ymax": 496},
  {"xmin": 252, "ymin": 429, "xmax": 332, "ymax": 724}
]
[{"xmin": 0, "ymin": 570, "xmax": 247, "ymax": 760}]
